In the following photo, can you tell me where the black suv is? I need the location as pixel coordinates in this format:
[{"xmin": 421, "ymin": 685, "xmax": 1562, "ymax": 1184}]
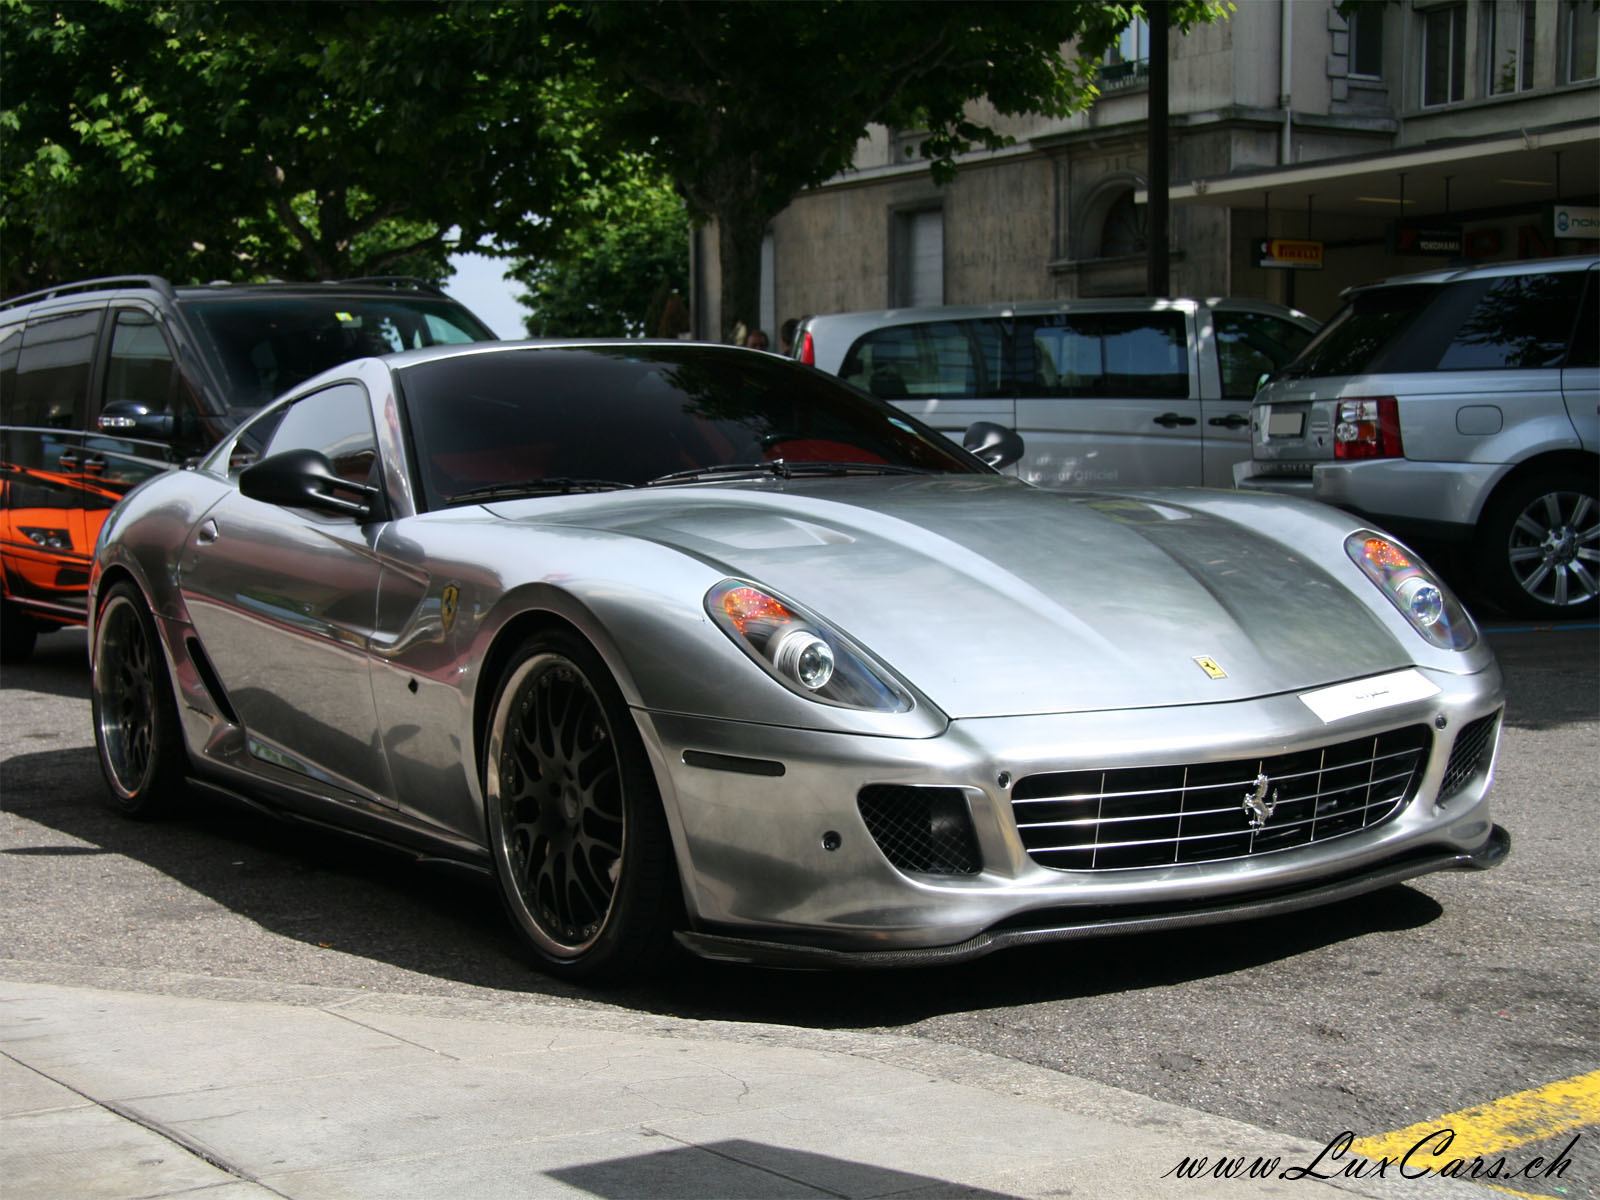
[{"xmin": 1, "ymin": 276, "xmax": 495, "ymax": 661}]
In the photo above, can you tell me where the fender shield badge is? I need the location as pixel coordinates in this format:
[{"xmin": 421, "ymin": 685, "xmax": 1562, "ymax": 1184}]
[
  {"xmin": 440, "ymin": 584, "xmax": 460, "ymax": 632},
  {"xmin": 1193, "ymin": 655, "xmax": 1227, "ymax": 679}
]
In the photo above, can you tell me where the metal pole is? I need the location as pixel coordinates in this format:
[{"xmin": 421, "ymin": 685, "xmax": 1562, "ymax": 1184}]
[{"xmin": 1146, "ymin": 1, "xmax": 1171, "ymax": 296}]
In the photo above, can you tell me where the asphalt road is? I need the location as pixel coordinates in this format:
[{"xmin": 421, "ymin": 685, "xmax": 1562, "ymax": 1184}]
[{"xmin": 2, "ymin": 619, "xmax": 1595, "ymax": 1186}]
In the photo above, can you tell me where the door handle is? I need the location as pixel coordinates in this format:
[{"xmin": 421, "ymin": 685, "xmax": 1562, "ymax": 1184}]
[
  {"xmin": 58, "ymin": 450, "xmax": 82, "ymax": 468},
  {"xmin": 196, "ymin": 519, "xmax": 219, "ymax": 546},
  {"xmin": 82, "ymin": 454, "xmax": 108, "ymax": 474},
  {"xmin": 1208, "ymin": 413, "xmax": 1251, "ymax": 429},
  {"xmin": 1152, "ymin": 412, "xmax": 1198, "ymax": 428}
]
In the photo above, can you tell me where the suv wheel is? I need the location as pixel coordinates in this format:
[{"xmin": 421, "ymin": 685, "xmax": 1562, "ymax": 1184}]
[{"xmin": 1477, "ymin": 472, "xmax": 1598, "ymax": 619}]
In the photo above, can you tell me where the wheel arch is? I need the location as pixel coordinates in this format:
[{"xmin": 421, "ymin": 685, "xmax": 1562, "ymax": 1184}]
[{"xmin": 1474, "ymin": 449, "xmax": 1599, "ymax": 527}]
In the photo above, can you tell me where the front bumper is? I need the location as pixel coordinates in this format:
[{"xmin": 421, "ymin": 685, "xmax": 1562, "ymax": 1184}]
[
  {"xmin": 638, "ymin": 661, "xmax": 1507, "ymax": 960},
  {"xmin": 677, "ymin": 825, "xmax": 1510, "ymax": 968}
]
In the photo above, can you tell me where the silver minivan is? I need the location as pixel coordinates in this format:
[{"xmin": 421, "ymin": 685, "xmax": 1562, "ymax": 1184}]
[
  {"xmin": 1235, "ymin": 255, "xmax": 1598, "ymax": 619},
  {"xmin": 792, "ymin": 298, "xmax": 1317, "ymax": 489}
]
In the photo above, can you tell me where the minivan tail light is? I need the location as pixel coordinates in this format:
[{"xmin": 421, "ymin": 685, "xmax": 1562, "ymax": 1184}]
[
  {"xmin": 799, "ymin": 330, "xmax": 815, "ymax": 366},
  {"xmin": 1334, "ymin": 397, "xmax": 1403, "ymax": 460}
]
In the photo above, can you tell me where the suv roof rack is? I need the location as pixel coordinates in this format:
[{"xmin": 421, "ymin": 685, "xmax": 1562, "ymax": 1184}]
[{"xmin": 1, "ymin": 275, "xmax": 178, "ymax": 311}]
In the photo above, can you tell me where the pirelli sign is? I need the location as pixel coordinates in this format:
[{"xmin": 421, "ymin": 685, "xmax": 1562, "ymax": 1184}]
[{"xmin": 1254, "ymin": 238, "xmax": 1324, "ymax": 270}]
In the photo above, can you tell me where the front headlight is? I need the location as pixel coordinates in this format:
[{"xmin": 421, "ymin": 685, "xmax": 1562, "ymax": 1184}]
[
  {"xmin": 1346, "ymin": 532, "xmax": 1477, "ymax": 650},
  {"xmin": 706, "ymin": 580, "xmax": 912, "ymax": 711}
]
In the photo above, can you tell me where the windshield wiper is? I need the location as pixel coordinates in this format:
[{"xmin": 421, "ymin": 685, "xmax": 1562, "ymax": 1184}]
[
  {"xmin": 444, "ymin": 477, "xmax": 635, "ymax": 505},
  {"xmin": 648, "ymin": 460, "xmax": 930, "ymax": 486}
]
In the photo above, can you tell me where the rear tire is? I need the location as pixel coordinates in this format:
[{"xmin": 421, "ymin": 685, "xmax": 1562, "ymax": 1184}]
[
  {"xmin": 1476, "ymin": 472, "xmax": 1599, "ymax": 619},
  {"xmin": 482, "ymin": 629, "xmax": 678, "ymax": 984},
  {"xmin": 91, "ymin": 581, "xmax": 187, "ymax": 818}
]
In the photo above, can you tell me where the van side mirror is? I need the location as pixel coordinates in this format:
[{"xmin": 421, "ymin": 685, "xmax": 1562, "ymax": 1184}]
[
  {"xmin": 98, "ymin": 400, "xmax": 175, "ymax": 440},
  {"xmin": 239, "ymin": 448, "xmax": 380, "ymax": 520},
  {"xmin": 963, "ymin": 421, "xmax": 1025, "ymax": 470}
]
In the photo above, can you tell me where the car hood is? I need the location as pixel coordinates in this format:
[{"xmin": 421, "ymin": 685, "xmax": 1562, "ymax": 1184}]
[{"xmin": 502, "ymin": 477, "xmax": 1411, "ymax": 718}]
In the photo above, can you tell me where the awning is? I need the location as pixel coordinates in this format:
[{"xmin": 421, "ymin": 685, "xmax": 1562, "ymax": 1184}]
[{"xmin": 1138, "ymin": 122, "xmax": 1598, "ymax": 218}]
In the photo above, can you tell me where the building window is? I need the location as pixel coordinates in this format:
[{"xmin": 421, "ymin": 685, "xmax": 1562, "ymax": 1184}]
[
  {"xmin": 1422, "ymin": 5, "xmax": 1466, "ymax": 106},
  {"xmin": 1487, "ymin": 0, "xmax": 1535, "ymax": 94},
  {"xmin": 892, "ymin": 209, "xmax": 943, "ymax": 308},
  {"xmin": 1348, "ymin": 4, "xmax": 1384, "ymax": 77},
  {"xmin": 1100, "ymin": 18, "xmax": 1150, "ymax": 90},
  {"xmin": 1099, "ymin": 191, "xmax": 1148, "ymax": 258},
  {"xmin": 1568, "ymin": 0, "xmax": 1599, "ymax": 81}
]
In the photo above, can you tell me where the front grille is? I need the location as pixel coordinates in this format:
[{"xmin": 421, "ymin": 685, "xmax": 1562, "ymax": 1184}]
[
  {"xmin": 1440, "ymin": 711, "xmax": 1500, "ymax": 800},
  {"xmin": 1012, "ymin": 726, "xmax": 1432, "ymax": 872},
  {"xmin": 858, "ymin": 785, "xmax": 982, "ymax": 876}
]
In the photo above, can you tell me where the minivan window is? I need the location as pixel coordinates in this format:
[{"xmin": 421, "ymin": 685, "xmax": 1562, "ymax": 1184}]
[
  {"xmin": 8, "ymin": 309, "xmax": 101, "ymax": 429},
  {"xmin": 1569, "ymin": 273, "xmax": 1598, "ymax": 368},
  {"xmin": 1435, "ymin": 271, "xmax": 1588, "ymax": 370},
  {"xmin": 1277, "ymin": 284, "xmax": 1436, "ymax": 379},
  {"xmin": 1214, "ymin": 311, "xmax": 1315, "ymax": 398},
  {"xmin": 1014, "ymin": 312, "xmax": 1188, "ymax": 398},
  {"xmin": 842, "ymin": 320, "xmax": 1003, "ymax": 400}
]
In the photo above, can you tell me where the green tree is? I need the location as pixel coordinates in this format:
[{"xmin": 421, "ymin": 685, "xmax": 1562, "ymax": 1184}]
[
  {"xmin": 555, "ymin": 0, "xmax": 1228, "ymax": 341},
  {"xmin": 511, "ymin": 167, "xmax": 688, "ymax": 337},
  {"xmin": 1, "ymin": 1, "xmax": 559, "ymax": 293}
]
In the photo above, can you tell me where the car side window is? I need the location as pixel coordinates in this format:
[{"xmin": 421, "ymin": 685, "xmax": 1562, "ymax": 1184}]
[
  {"xmin": 842, "ymin": 320, "xmax": 1003, "ymax": 400},
  {"xmin": 260, "ymin": 382, "xmax": 379, "ymax": 486},
  {"xmin": 1214, "ymin": 312, "xmax": 1315, "ymax": 399},
  {"xmin": 1435, "ymin": 271, "xmax": 1588, "ymax": 370},
  {"xmin": 8, "ymin": 309, "xmax": 102, "ymax": 430},
  {"xmin": 102, "ymin": 309, "xmax": 192, "ymax": 418},
  {"xmin": 1014, "ymin": 313, "xmax": 1188, "ymax": 399}
]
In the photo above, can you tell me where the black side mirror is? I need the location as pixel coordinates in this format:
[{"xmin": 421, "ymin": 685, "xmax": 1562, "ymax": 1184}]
[
  {"xmin": 98, "ymin": 400, "xmax": 176, "ymax": 440},
  {"xmin": 963, "ymin": 421, "xmax": 1025, "ymax": 471},
  {"xmin": 239, "ymin": 448, "xmax": 380, "ymax": 520}
]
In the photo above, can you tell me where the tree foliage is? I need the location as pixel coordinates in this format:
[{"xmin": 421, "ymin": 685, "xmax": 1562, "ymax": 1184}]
[
  {"xmin": 510, "ymin": 168, "xmax": 688, "ymax": 337},
  {"xmin": 552, "ymin": 0, "xmax": 1228, "ymax": 340},
  {"xmin": 1, "ymin": 0, "xmax": 560, "ymax": 293}
]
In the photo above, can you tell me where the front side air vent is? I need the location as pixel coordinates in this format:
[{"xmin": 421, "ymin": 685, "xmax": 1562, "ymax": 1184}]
[{"xmin": 858, "ymin": 785, "xmax": 982, "ymax": 876}]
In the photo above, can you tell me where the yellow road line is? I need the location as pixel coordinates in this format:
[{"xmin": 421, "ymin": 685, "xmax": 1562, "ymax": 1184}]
[{"xmin": 1349, "ymin": 1068, "xmax": 1600, "ymax": 1162}]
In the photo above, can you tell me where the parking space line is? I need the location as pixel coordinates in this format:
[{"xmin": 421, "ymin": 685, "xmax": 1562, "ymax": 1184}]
[{"xmin": 1347, "ymin": 1069, "xmax": 1598, "ymax": 1194}]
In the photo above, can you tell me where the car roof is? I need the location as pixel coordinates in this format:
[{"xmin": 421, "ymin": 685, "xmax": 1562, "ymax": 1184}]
[
  {"xmin": 1342, "ymin": 253, "xmax": 1599, "ymax": 297},
  {"xmin": 801, "ymin": 296, "xmax": 1315, "ymax": 331},
  {"xmin": 1, "ymin": 274, "xmax": 458, "ymax": 313}
]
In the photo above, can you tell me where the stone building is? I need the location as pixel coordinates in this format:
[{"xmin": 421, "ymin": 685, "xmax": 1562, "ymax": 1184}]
[{"xmin": 690, "ymin": 0, "xmax": 1598, "ymax": 339}]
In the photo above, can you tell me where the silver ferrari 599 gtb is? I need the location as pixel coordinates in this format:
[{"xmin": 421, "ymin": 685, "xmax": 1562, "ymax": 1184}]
[{"xmin": 89, "ymin": 341, "xmax": 1509, "ymax": 982}]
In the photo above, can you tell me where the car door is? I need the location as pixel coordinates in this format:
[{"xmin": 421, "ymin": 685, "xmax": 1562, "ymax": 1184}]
[
  {"xmin": 0, "ymin": 306, "xmax": 104, "ymax": 620},
  {"xmin": 1561, "ymin": 268, "xmax": 1598, "ymax": 453},
  {"xmin": 1203, "ymin": 308, "xmax": 1317, "ymax": 488},
  {"xmin": 179, "ymin": 381, "xmax": 394, "ymax": 805},
  {"xmin": 1011, "ymin": 309, "xmax": 1201, "ymax": 489}
]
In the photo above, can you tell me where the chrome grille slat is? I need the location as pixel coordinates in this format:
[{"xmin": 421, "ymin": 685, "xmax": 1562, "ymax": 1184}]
[{"xmin": 1012, "ymin": 725, "xmax": 1432, "ymax": 871}]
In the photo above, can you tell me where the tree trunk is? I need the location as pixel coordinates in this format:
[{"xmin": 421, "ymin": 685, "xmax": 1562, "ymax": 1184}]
[{"xmin": 716, "ymin": 208, "xmax": 768, "ymax": 345}]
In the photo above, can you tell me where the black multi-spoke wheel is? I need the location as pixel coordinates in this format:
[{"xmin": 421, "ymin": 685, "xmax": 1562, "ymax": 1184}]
[
  {"xmin": 1478, "ymin": 472, "xmax": 1599, "ymax": 619},
  {"xmin": 91, "ymin": 581, "xmax": 186, "ymax": 817},
  {"xmin": 484, "ymin": 629, "xmax": 677, "ymax": 982}
]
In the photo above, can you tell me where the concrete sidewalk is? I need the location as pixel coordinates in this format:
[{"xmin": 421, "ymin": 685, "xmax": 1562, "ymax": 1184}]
[{"xmin": 1, "ymin": 975, "xmax": 1493, "ymax": 1200}]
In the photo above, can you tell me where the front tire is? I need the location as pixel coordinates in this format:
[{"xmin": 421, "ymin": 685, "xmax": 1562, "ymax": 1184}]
[
  {"xmin": 1476, "ymin": 472, "xmax": 1599, "ymax": 619},
  {"xmin": 483, "ymin": 629, "xmax": 678, "ymax": 984},
  {"xmin": 91, "ymin": 581, "xmax": 187, "ymax": 818}
]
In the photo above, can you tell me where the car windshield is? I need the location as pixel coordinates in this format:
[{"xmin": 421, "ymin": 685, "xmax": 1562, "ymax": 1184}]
[
  {"xmin": 180, "ymin": 292, "xmax": 493, "ymax": 416},
  {"xmin": 399, "ymin": 345, "xmax": 985, "ymax": 511},
  {"xmin": 1273, "ymin": 284, "xmax": 1437, "ymax": 380}
]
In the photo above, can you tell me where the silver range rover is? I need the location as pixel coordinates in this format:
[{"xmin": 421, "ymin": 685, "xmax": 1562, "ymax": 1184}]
[{"xmin": 1236, "ymin": 255, "xmax": 1598, "ymax": 619}]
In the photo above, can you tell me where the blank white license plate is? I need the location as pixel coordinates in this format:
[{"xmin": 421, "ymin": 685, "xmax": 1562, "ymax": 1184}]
[{"xmin": 1267, "ymin": 409, "xmax": 1305, "ymax": 438}]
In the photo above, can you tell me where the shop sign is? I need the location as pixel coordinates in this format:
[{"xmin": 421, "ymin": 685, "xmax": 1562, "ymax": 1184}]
[
  {"xmin": 1254, "ymin": 238, "xmax": 1324, "ymax": 269},
  {"xmin": 1551, "ymin": 205, "xmax": 1600, "ymax": 240},
  {"xmin": 1390, "ymin": 224, "xmax": 1462, "ymax": 256}
]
